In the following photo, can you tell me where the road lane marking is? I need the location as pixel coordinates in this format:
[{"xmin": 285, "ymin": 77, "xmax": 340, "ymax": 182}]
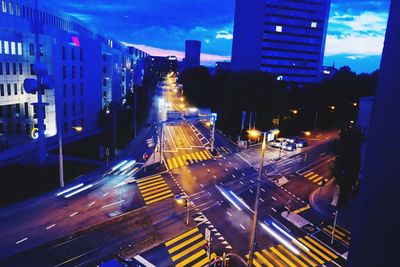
[
  {"xmin": 16, "ymin": 238, "xmax": 28, "ymax": 244},
  {"xmin": 271, "ymin": 207, "xmax": 277, "ymax": 212},
  {"xmin": 70, "ymin": 212, "xmax": 78, "ymax": 217},
  {"xmin": 225, "ymin": 168, "xmax": 229, "ymax": 172},
  {"xmin": 103, "ymin": 192, "xmax": 109, "ymax": 197},
  {"xmin": 235, "ymin": 167, "xmax": 238, "ymax": 170},
  {"xmin": 213, "ymin": 175, "xmax": 217, "ymax": 179},
  {"xmin": 101, "ymin": 200, "xmax": 125, "ymax": 209},
  {"xmin": 88, "ymin": 201, "xmax": 96, "ymax": 207},
  {"xmin": 240, "ymin": 224, "xmax": 246, "ymax": 230},
  {"xmin": 218, "ymin": 162, "xmax": 222, "ymax": 166},
  {"xmin": 259, "ymin": 198, "xmax": 264, "ymax": 202},
  {"xmin": 46, "ymin": 224, "xmax": 56, "ymax": 230},
  {"xmin": 227, "ymin": 211, "xmax": 232, "ymax": 216},
  {"xmin": 232, "ymin": 175, "xmax": 236, "ymax": 178},
  {"xmin": 250, "ymin": 189, "xmax": 254, "ymax": 193},
  {"xmin": 261, "ymin": 188, "xmax": 266, "ymax": 192},
  {"xmin": 242, "ymin": 173, "xmax": 246, "ymax": 176}
]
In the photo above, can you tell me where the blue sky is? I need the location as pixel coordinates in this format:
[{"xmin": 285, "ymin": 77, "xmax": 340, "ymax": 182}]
[{"xmin": 45, "ymin": 0, "xmax": 390, "ymax": 73}]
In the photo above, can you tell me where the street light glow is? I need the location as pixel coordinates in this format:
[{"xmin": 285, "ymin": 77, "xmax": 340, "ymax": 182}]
[
  {"xmin": 329, "ymin": 105, "xmax": 336, "ymax": 110},
  {"xmin": 291, "ymin": 109, "xmax": 298, "ymax": 115},
  {"xmin": 247, "ymin": 129, "xmax": 261, "ymax": 138},
  {"xmin": 304, "ymin": 131, "xmax": 311, "ymax": 136}
]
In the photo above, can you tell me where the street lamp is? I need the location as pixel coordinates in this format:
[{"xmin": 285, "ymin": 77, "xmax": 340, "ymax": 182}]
[
  {"xmin": 290, "ymin": 109, "xmax": 298, "ymax": 115},
  {"xmin": 329, "ymin": 105, "xmax": 336, "ymax": 111},
  {"xmin": 246, "ymin": 129, "xmax": 267, "ymax": 267}
]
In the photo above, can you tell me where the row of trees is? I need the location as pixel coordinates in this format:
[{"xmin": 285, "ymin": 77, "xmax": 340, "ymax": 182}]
[{"xmin": 179, "ymin": 66, "xmax": 378, "ymax": 139}]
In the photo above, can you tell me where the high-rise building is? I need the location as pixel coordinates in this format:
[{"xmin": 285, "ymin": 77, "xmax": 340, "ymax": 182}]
[
  {"xmin": 0, "ymin": 0, "xmax": 149, "ymax": 159},
  {"xmin": 231, "ymin": 0, "xmax": 331, "ymax": 83},
  {"xmin": 184, "ymin": 40, "xmax": 201, "ymax": 68}
]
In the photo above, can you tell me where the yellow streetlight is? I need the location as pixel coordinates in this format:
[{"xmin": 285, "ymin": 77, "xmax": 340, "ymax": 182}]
[
  {"xmin": 247, "ymin": 129, "xmax": 261, "ymax": 138},
  {"xmin": 304, "ymin": 131, "xmax": 311, "ymax": 136},
  {"xmin": 290, "ymin": 109, "xmax": 298, "ymax": 115},
  {"xmin": 179, "ymin": 104, "xmax": 185, "ymax": 109},
  {"xmin": 73, "ymin": 126, "xmax": 83, "ymax": 132},
  {"xmin": 329, "ymin": 105, "xmax": 336, "ymax": 111},
  {"xmin": 179, "ymin": 97, "xmax": 185, "ymax": 102},
  {"xmin": 353, "ymin": 102, "xmax": 358, "ymax": 107}
]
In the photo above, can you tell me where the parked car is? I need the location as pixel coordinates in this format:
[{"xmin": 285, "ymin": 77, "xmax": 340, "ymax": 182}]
[
  {"xmin": 270, "ymin": 138, "xmax": 285, "ymax": 148},
  {"xmin": 281, "ymin": 141, "xmax": 296, "ymax": 151},
  {"xmin": 286, "ymin": 137, "xmax": 308, "ymax": 148}
]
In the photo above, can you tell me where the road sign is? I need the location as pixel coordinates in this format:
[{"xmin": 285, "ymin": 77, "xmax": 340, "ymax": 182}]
[{"xmin": 205, "ymin": 228, "xmax": 211, "ymax": 242}]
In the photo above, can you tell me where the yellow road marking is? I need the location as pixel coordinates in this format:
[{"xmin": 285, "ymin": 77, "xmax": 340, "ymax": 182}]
[
  {"xmin": 335, "ymin": 224, "xmax": 351, "ymax": 235},
  {"xmin": 292, "ymin": 240, "xmax": 324, "ymax": 265},
  {"xmin": 204, "ymin": 150, "xmax": 212, "ymax": 158},
  {"xmin": 140, "ymin": 183, "xmax": 169, "ymax": 194},
  {"xmin": 245, "ymin": 255, "xmax": 262, "ymax": 267},
  {"xmin": 312, "ymin": 176, "xmax": 324, "ymax": 183},
  {"xmin": 145, "ymin": 193, "xmax": 173, "ymax": 204},
  {"xmin": 192, "ymin": 256, "xmax": 210, "ymax": 267},
  {"xmin": 304, "ymin": 172, "xmax": 315, "ymax": 178},
  {"xmin": 171, "ymin": 239, "xmax": 206, "ymax": 262},
  {"xmin": 143, "ymin": 189, "xmax": 172, "ymax": 201},
  {"xmin": 176, "ymin": 156, "xmax": 184, "ymax": 167},
  {"xmin": 299, "ymin": 238, "xmax": 331, "ymax": 262},
  {"xmin": 138, "ymin": 180, "xmax": 165, "ymax": 190},
  {"xmin": 168, "ymin": 233, "xmax": 203, "ymax": 254},
  {"xmin": 293, "ymin": 204, "xmax": 311, "ymax": 214},
  {"xmin": 137, "ymin": 175, "xmax": 162, "ymax": 183},
  {"xmin": 191, "ymin": 153, "xmax": 199, "ymax": 162},
  {"xmin": 167, "ymin": 158, "xmax": 174, "ymax": 169},
  {"xmin": 326, "ymin": 226, "xmax": 348, "ymax": 239},
  {"xmin": 262, "ymin": 249, "xmax": 285, "ymax": 267},
  {"xmin": 304, "ymin": 236, "xmax": 338, "ymax": 259},
  {"xmin": 254, "ymin": 251, "xmax": 274, "ymax": 267},
  {"xmin": 165, "ymin": 228, "xmax": 199, "ymax": 247},
  {"xmin": 186, "ymin": 154, "xmax": 194, "ymax": 164},
  {"xmin": 181, "ymin": 155, "xmax": 189, "ymax": 165},
  {"xmin": 141, "ymin": 185, "xmax": 169, "ymax": 197},
  {"xmin": 277, "ymin": 245, "xmax": 308, "ymax": 267},
  {"xmin": 172, "ymin": 158, "xmax": 179, "ymax": 168},
  {"xmin": 175, "ymin": 249, "xmax": 206, "ymax": 267},
  {"xmin": 199, "ymin": 151, "xmax": 208, "ymax": 160},
  {"xmin": 298, "ymin": 252, "xmax": 318, "ymax": 267},
  {"xmin": 195, "ymin": 152, "xmax": 203, "ymax": 161},
  {"xmin": 270, "ymin": 247, "xmax": 297, "ymax": 267},
  {"xmin": 308, "ymin": 174, "xmax": 320, "ymax": 180},
  {"xmin": 323, "ymin": 228, "xmax": 350, "ymax": 245},
  {"xmin": 137, "ymin": 177, "xmax": 164, "ymax": 187}
]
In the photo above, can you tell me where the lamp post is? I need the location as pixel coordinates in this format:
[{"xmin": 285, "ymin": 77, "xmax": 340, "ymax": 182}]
[{"xmin": 247, "ymin": 129, "xmax": 267, "ymax": 267}]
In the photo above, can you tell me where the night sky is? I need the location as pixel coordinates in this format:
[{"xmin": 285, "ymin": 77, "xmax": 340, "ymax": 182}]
[{"xmin": 44, "ymin": 0, "xmax": 390, "ymax": 73}]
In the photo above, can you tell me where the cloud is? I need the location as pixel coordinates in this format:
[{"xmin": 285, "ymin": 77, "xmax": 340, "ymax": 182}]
[
  {"xmin": 216, "ymin": 30, "xmax": 233, "ymax": 40},
  {"xmin": 325, "ymin": 34, "xmax": 384, "ymax": 56},
  {"xmin": 123, "ymin": 43, "xmax": 230, "ymax": 65}
]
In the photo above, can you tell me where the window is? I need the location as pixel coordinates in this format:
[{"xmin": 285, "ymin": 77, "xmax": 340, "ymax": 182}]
[
  {"xmin": 1, "ymin": 0, "xmax": 6, "ymax": 13},
  {"xmin": 15, "ymin": 103, "xmax": 20, "ymax": 114},
  {"xmin": 29, "ymin": 43, "xmax": 34, "ymax": 56},
  {"xmin": 6, "ymin": 63, "xmax": 10, "ymax": 75},
  {"xmin": 63, "ymin": 102, "xmax": 67, "ymax": 117},
  {"xmin": 17, "ymin": 42, "xmax": 22, "ymax": 55},
  {"xmin": 276, "ymin": 25, "xmax": 282, "ymax": 33},
  {"xmin": 4, "ymin": 41, "xmax": 9, "ymax": 54},
  {"xmin": 64, "ymin": 122, "xmax": 68, "ymax": 133},
  {"xmin": 62, "ymin": 66, "xmax": 66, "ymax": 79},
  {"xmin": 311, "ymin": 22, "xmax": 317, "ymax": 28},
  {"xmin": 0, "ymin": 41, "xmax": 2, "ymax": 54},
  {"xmin": 71, "ymin": 49, "xmax": 75, "ymax": 61},
  {"xmin": 103, "ymin": 79, "xmax": 107, "ymax": 86},
  {"xmin": 30, "ymin": 64, "xmax": 35, "ymax": 75},
  {"xmin": 72, "ymin": 101, "xmax": 76, "ymax": 113},
  {"xmin": 62, "ymin": 46, "xmax": 65, "ymax": 60},
  {"xmin": 15, "ymin": 3, "xmax": 19, "ymax": 16},
  {"xmin": 7, "ymin": 83, "xmax": 11, "ymax": 95},
  {"xmin": 40, "ymin": 45, "xmax": 44, "ymax": 56},
  {"xmin": 0, "ymin": 63, "xmax": 2, "ymax": 75},
  {"xmin": 8, "ymin": 2, "xmax": 13, "ymax": 14},
  {"xmin": 71, "ymin": 66, "xmax": 75, "ymax": 79},
  {"xmin": 0, "ymin": 84, "xmax": 4, "ymax": 96},
  {"xmin": 19, "ymin": 63, "xmax": 22, "ymax": 74},
  {"xmin": 14, "ymin": 83, "xmax": 17, "ymax": 95},
  {"xmin": 24, "ymin": 103, "xmax": 29, "ymax": 117},
  {"xmin": 25, "ymin": 123, "xmax": 30, "ymax": 134},
  {"xmin": 20, "ymin": 83, "xmax": 24, "ymax": 94},
  {"xmin": 12, "ymin": 63, "xmax": 16, "ymax": 75},
  {"xmin": 11, "ymin": 42, "xmax": 16, "ymax": 55},
  {"xmin": 63, "ymin": 84, "xmax": 67, "ymax": 97},
  {"xmin": 72, "ymin": 84, "xmax": 75, "ymax": 96}
]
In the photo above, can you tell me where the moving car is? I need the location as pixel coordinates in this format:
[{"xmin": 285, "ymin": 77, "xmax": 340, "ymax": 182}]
[
  {"xmin": 286, "ymin": 137, "xmax": 308, "ymax": 148},
  {"xmin": 281, "ymin": 141, "xmax": 296, "ymax": 151}
]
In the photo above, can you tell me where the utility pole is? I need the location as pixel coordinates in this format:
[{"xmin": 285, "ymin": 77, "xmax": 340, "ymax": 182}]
[{"xmin": 248, "ymin": 132, "xmax": 266, "ymax": 267}]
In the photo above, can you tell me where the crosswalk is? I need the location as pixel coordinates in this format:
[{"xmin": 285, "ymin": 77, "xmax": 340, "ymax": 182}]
[
  {"xmin": 166, "ymin": 150, "xmax": 213, "ymax": 170},
  {"xmin": 165, "ymin": 227, "xmax": 209, "ymax": 267},
  {"xmin": 303, "ymin": 172, "xmax": 329, "ymax": 186},
  {"xmin": 215, "ymin": 146, "xmax": 231, "ymax": 155},
  {"xmin": 247, "ymin": 235, "xmax": 339, "ymax": 267},
  {"xmin": 136, "ymin": 175, "xmax": 174, "ymax": 205},
  {"xmin": 322, "ymin": 224, "xmax": 351, "ymax": 246},
  {"xmin": 106, "ymin": 160, "xmax": 139, "ymax": 177}
]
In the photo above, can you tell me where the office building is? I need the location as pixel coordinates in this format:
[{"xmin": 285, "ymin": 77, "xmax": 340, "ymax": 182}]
[
  {"xmin": 0, "ymin": 0, "xmax": 148, "ymax": 157},
  {"xmin": 184, "ymin": 40, "xmax": 201, "ymax": 68},
  {"xmin": 231, "ymin": 0, "xmax": 331, "ymax": 83}
]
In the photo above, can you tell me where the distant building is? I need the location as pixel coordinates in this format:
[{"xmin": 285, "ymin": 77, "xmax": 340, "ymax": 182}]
[
  {"xmin": 231, "ymin": 0, "xmax": 331, "ymax": 83},
  {"xmin": 0, "ymin": 0, "xmax": 148, "ymax": 156},
  {"xmin": 184, "ymin": 40, "xmax": 201, "ymax": 68},
  {"xmin": 144, "ymin": 56, "xmax": 178, "ymax": 79},
  {"xmin": 215, "ymin": 61, "xmax": 231, "ymax": 72}
]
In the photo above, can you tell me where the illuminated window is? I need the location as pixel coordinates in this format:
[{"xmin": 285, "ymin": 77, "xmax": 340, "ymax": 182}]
[
  {"xmin": 11, "ymin": 42, "xmax": 16, "ymax": 55},
  {"xmin": 15, "ymin": 3, "xmax": 19, "ymax": 16},
  {"xmin": 4, "ymin": 41, "xmax": 9, "ymax": 54},
  {"xmin": 8, "ymin": 1, "xmax": 12, "ymax": 14},
  {"xmin": 1, "ymin": 0, "xmax": 6, "ymax": 13},
  {"xmin": 0, "ymin": 40, "xmax": 2, "ymax": 54},
  {"xmin": 275, "ymin": 25, "xmax": 282, "ymax": 33},
  {"xmin": 17, "ymin": 42, "xmax": 22, "ymax": 55},
  {"xmin": 311, "ymin": 22, "xmax": 317, "ymax": 28}
]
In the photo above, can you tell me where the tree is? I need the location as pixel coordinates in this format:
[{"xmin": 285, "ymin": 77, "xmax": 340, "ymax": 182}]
[{"xmin": 331, "ymin": 126, "xmax": 364, "ymax": 206}]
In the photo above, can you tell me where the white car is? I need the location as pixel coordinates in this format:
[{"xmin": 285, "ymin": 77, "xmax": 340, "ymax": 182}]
[{"xmin": 270, "ymin": 138, "xmax": 285, "ymax": 148}]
